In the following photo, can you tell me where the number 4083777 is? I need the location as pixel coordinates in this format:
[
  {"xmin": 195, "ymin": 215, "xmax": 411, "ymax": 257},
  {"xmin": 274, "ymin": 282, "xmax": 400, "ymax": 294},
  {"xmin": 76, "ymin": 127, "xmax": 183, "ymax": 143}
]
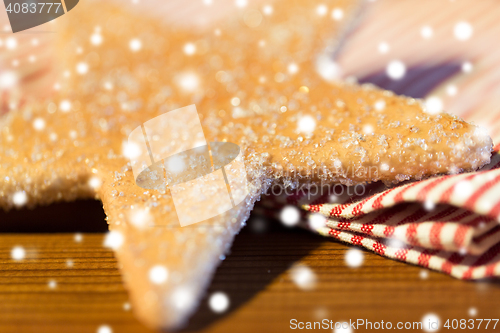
[
  {"xmin": 6, "ymin": 3, "xmax": 62, "ymax": 14},
  {"xmin": 444, "ymin": 319, "xmax": 498, "ymax": 330}
]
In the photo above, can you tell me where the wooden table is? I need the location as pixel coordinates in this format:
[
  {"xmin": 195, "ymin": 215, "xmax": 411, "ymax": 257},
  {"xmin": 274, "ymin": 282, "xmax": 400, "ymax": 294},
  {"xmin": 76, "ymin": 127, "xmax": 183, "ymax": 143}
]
[{"xmin": 0, "ymin": 201, "xmax": 499, "ymax": 332}]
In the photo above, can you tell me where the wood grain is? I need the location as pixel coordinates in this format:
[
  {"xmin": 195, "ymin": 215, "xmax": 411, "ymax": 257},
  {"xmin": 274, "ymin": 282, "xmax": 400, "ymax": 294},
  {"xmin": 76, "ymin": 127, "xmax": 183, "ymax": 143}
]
[{"xmin": 0, "ymin": 201, "xmax": 499, "ymax": 332}]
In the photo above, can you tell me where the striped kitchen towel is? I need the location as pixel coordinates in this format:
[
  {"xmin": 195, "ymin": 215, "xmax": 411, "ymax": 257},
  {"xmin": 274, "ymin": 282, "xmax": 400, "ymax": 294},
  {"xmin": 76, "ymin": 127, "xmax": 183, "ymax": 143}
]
[{"xmin": 259, "ymin": 152, "xmax": 500, "ymax": 279}]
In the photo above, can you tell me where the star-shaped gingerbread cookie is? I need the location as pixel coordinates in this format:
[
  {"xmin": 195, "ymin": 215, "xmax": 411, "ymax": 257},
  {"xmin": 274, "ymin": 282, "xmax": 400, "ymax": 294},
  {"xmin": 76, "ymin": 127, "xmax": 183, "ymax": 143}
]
[{"xmin": 0, "ymin": 0, "xmax": 492, "ymax": 329}]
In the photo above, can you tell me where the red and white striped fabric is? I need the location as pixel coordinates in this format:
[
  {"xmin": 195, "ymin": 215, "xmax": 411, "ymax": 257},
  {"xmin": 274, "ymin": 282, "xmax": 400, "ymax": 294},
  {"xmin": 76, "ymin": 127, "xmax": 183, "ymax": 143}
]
[{"xmin": 259, "ymin": 152, "xmax": 500, "ymax": 279}]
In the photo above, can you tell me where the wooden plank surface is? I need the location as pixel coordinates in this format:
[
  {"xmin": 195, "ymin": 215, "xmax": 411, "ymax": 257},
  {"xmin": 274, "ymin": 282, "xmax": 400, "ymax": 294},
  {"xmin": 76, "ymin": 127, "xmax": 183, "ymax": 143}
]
[{"xmin": 0, "ymin": 201, "xmax": 499, "ymax": 332}]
